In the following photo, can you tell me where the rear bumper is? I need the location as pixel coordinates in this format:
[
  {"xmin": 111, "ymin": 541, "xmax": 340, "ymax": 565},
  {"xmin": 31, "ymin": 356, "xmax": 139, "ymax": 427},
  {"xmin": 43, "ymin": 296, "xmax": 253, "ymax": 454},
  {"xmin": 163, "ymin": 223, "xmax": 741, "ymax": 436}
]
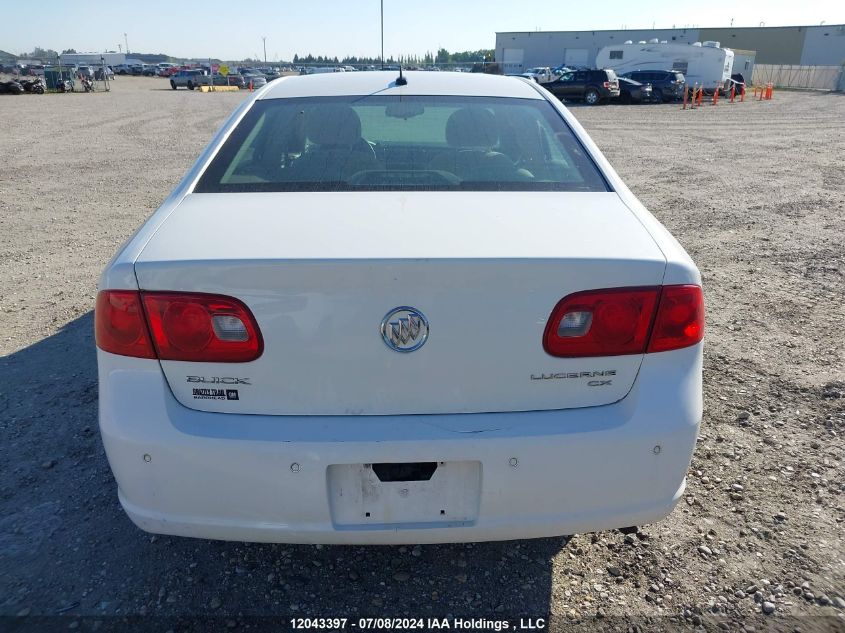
[{"xmin": 98, "ymin": 345, "xmax": 702, "ymax": 544}]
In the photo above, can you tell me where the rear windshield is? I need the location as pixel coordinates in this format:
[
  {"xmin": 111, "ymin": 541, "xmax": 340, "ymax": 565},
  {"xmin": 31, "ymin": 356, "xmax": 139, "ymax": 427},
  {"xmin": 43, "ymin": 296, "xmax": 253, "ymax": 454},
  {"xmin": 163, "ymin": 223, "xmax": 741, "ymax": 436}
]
[{"xmin": 194, "ymin": 95, "xmax": 609, "ymax": 192}]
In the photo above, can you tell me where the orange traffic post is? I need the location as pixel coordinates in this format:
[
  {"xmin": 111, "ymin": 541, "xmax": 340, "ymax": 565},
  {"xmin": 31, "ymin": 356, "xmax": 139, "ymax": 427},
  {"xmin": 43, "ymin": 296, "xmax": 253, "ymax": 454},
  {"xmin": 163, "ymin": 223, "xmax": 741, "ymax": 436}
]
[
  {"xmin": 697, "ymin": 87, "xmax": 703, "ymax": 107},
  {"xmin": 740, "ymin": 84, "xmax": 746, "ymax": 102},
  {"xmin": 712, "ymin": 84, "xmax": 719, "ymax": 105},
  {"xmin": 767, "ymin": 83, "xmax": 774, "ymax": 100}
]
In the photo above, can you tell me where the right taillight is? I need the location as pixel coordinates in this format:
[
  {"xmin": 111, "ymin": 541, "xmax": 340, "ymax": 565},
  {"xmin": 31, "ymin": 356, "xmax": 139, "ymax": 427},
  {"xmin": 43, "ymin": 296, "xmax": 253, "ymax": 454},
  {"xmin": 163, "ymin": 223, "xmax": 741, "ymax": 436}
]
[
  {"xmin": 543, "ymin": 285, "xmax": 703, "ymax": 357},
  {"xmin": 647, "ymin": 284, "xmax": 704, "ymax": 353}
]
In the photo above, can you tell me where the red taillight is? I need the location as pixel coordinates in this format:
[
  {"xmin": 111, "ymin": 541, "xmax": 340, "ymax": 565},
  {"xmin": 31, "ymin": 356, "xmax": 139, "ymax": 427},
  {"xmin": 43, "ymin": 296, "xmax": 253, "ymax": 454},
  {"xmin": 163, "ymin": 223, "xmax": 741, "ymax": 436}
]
[
  {"xmin": 95, "ymin": 291, "xmax": 156, "ymax": 359},
  {"xmin": 543, "ymin": 287, "xmax": 659, "ymax": 357},
  {"xmin": 647, "ymin": 285, "xmax": 704, "ymax": 353},
  {"xmin": 142, "ymin": 292, "xmax": 263, "ymax": 362},
  {"xmin": 543, "ymin": 285, "xmax": 704, "ymax": 357},
  {"xmin": 95, "ymin": 290, "xmax": 263, "ymax": 362},
  {"xmin": 603, "ymin": 81, "xmax": 610, "ymax": 88}
]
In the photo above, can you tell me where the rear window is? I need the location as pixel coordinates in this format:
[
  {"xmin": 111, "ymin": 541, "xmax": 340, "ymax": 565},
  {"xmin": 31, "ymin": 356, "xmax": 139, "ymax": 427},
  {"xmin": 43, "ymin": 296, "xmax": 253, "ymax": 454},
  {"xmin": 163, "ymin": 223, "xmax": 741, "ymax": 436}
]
[{"xmin": 195, "ymin": 95, "xmax": 609, "ymax": 192}]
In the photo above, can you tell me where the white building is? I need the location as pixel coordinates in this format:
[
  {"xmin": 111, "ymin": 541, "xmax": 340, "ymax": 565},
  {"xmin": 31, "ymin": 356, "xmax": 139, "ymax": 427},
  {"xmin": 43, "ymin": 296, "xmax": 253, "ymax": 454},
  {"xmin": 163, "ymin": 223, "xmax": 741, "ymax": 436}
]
[
  {"xmin": 58, "ymin": 52, "xmax": 126, "ymax": 67},
  {"xmin": 496, "ymin": 24, "xmax": 845, "ymax": 73}
]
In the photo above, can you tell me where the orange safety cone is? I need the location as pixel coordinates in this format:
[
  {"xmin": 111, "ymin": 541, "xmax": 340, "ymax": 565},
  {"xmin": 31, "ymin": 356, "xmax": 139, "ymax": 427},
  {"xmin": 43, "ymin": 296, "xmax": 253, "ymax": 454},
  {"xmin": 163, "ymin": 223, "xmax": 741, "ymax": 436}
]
[
  {"xmin": 767, "ymin": 83, "xmax": 774, "ymax": 99},
  {"xmin": 712, "ymin": 85, "xmax": 719, "ymax": 105},
  {"xmin": 697, "ymin": 87, "xmax": 703, "ymax": 107}
]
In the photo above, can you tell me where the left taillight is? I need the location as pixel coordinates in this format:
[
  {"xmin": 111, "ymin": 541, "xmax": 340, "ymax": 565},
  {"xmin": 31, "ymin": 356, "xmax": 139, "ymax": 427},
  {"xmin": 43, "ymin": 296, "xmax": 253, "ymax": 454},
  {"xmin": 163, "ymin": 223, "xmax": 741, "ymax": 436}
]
[
  {"xmin": 95, "ymin": 290, "xmax": 156, "ymax": 359},
  {"xmin": 95, "ymin": 290, "xmax": 263, "ymax": 362}
]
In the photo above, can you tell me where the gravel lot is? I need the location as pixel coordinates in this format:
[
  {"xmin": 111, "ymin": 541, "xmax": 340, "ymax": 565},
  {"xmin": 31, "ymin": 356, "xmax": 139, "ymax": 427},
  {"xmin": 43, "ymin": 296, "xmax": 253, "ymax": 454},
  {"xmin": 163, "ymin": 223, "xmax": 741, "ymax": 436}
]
[{"xmin": 1, "ymin": 77, "xmax": 843, "ymax": 631}]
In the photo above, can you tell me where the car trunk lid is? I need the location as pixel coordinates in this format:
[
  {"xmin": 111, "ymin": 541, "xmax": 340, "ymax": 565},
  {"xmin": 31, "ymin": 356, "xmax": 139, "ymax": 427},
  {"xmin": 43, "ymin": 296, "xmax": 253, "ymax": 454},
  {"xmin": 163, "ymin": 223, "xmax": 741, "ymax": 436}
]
[{"xmin": 134, "ymin": 191, "xmax": 665, "ymax": 415}]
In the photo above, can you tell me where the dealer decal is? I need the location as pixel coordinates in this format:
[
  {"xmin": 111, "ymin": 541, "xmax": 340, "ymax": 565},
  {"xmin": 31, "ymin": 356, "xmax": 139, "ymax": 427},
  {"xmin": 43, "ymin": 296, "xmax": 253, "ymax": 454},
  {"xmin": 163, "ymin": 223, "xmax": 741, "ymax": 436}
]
[{"xmin": 192, "ymin": 388, "xmax": 240, "ymax": 400}]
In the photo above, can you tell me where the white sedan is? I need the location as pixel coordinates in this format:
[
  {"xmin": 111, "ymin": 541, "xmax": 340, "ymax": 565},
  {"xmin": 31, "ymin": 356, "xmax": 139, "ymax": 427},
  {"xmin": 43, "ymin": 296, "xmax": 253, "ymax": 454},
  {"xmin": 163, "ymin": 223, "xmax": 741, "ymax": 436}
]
[{"xmin": 96, "ymin": 71, "xmax": 704, "ymax": 544}]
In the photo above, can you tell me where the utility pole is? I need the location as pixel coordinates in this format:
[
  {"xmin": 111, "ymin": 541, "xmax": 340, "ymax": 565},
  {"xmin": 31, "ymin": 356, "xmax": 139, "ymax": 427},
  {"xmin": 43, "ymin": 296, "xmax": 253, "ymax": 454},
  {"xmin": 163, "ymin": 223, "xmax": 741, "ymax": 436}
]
[
  {"xmin": 380, "ymin": 0, "xmax": 384, "ymax": 69},
  {"xmin": 124, "ymin": 33, "xmax": 129, "ymax": 55},
  {"xmin": 262, "ymin": 36, "xmax": 267, "ymax": 64}
]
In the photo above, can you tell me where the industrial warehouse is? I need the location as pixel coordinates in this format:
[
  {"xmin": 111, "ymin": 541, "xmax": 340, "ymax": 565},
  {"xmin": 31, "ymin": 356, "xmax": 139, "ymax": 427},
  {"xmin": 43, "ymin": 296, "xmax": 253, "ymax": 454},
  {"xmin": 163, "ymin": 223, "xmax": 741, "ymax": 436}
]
[{"xmin": 496, "ymin": 23, "xmax": 845, "ymax": 86}]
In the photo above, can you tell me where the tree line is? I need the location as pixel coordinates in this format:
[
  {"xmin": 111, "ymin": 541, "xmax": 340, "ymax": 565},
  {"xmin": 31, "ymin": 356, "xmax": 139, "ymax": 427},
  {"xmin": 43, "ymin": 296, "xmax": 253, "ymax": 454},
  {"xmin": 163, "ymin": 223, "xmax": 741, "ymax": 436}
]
[{"xmin": 291, "ymin": 48, "xmax": 494, "ymax": 66}]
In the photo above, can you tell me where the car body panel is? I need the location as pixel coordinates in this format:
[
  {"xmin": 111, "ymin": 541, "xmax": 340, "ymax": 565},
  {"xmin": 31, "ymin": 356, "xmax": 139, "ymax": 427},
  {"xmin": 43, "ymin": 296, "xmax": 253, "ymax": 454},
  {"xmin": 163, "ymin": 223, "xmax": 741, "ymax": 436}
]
[
  {"xmin": 134, "ymin": 191, "xmax": 666, "ymax": 416},
  {"xmin": 99, "ymin": 342, "xmax": 701, "ymax": 543}
]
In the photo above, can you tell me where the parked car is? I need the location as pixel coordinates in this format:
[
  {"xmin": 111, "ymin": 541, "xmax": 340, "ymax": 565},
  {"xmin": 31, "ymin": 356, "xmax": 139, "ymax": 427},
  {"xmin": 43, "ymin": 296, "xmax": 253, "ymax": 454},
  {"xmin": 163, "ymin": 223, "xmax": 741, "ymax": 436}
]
[
  {"xmin": 241, "ymin": 72, "xmax": 267, "ymax": 88},
  {"xmin": 620, "ymin": 70, "xmax": 685, "ymax": 102},
  {"xmin": 521, "ymin": 66, "xmax": 555, "ymax": 83},
  {"xmin": 142, "ymin": 64, "xmax": 157, "ymax": 76},
  {"xmin": 77, "ymin": 65, "xmax": 94, "ymax": 78},
  {"xmin": 114, "ymin": 64, "xmax": 131, "ymax": 75},
  {"xmin": 616, "ymin": 77, "xmax": 655, "ymax": 104},
  {"xmin": 94, "ymin": 66, "xmax": 115, "ymax": 81},
  {"xmin": 544, "ymin": 68, "xmax": 620, "ymax": 105},
  {"xmin": 169, "ymin": 69, "xmax": 206, "ymax": 90},
  {"xmin": 95, "ymin": 71, "xmax": 704, "ymax": 545},
  {"xmin": 225, "ymin": 74, "xmax": 246, "ymax": 88}
]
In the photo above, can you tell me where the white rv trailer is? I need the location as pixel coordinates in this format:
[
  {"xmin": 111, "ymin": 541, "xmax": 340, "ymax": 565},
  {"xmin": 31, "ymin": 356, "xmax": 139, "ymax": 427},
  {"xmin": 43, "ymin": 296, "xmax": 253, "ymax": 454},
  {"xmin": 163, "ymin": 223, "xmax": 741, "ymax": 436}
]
[{"xmin": 596, "ymin": 41, "xmax": 734, "ymax": 92}]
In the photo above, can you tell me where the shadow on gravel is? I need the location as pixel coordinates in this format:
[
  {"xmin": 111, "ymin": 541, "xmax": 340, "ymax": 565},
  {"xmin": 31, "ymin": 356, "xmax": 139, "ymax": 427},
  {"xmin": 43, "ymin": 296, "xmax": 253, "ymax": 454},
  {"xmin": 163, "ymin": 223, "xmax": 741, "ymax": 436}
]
[{"xmin": 1, "ymin": 313, "xmax": 563, "ymax": 621}]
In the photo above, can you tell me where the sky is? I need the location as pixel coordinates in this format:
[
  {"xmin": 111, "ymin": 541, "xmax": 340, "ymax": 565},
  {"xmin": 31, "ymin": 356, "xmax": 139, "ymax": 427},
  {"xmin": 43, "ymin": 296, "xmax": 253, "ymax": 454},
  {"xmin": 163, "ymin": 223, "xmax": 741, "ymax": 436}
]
[{"xmin": 5, "ymin": 0, "xmax": 844, "ymax": 61}]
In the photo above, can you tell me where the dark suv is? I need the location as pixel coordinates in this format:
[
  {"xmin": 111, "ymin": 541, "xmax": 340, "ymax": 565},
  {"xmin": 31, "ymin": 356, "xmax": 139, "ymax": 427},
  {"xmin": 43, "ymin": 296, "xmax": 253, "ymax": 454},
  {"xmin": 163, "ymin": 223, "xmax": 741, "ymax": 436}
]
[
  {"xmin": 621, "ymin": 70, "xmax": 685, "ymax": 102},
  {"xmin": 544, "ymin": 69, "xmax": 620, "ymax": 105}
]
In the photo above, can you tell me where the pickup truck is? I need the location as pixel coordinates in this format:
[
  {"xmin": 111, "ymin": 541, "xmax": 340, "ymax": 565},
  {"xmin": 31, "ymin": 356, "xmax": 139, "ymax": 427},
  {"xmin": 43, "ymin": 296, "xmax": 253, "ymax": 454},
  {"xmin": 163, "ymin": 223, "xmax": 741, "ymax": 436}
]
[{"xmin": 521, "ymin": 66, "xmax": 556, "ymax": 84}]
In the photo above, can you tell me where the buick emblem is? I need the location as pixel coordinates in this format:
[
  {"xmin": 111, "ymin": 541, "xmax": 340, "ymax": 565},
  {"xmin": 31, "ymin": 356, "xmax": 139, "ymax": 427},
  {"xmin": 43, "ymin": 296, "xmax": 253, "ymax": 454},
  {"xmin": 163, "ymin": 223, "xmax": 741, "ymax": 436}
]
[{"xmin": 380, "ymin": 307, "xmax": 429, "ymax": 353}]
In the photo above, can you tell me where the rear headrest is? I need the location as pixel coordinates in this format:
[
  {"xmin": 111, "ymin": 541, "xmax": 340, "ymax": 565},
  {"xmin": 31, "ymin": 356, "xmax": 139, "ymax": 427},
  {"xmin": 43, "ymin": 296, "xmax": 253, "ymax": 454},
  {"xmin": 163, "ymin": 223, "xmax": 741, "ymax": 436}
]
[
  {"xmin": 445, "ymin": 107, "xmax": 499, "ymax": 149},
  {"xmin": 305, "ymin": 105, "xmax": 362, "ymax": 146}
]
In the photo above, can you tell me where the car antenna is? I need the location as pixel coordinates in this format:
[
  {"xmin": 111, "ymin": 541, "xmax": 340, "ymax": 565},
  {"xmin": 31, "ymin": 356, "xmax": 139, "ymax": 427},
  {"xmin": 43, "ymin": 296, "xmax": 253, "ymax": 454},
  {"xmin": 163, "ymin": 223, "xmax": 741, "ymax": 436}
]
[{"xmin": 395, "ymin": 65, "xmax": 407, "ymax": 86}]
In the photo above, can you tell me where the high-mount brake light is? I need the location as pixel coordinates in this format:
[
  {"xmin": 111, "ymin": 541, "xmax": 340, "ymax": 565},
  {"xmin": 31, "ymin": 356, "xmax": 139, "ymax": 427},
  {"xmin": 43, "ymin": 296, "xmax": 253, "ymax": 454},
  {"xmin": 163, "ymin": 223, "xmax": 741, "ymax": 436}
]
[
  {"xmin": 543, "ymin": 285, "xmax": 704, "ymax": 358},
  {"xmin": 95, "ymin": 290, "xmax": 263, "ymax": 362}
]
